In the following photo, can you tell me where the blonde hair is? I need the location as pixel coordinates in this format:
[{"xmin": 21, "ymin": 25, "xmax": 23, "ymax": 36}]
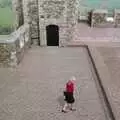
[{"xmin": 70, "ymin": 76, "xmax": 76, "ymax": 81}]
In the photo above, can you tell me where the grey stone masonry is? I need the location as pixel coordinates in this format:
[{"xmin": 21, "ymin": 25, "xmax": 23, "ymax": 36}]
[
  {"xmin": 114, "ymin": 9, "xmax": 120, "ymax": 27},
  {"xmin": 12, "ymin": 0, "xmax": 24, "ymax": 29},
  {"xmin": 38, "ymin": 0, "xmax": 67, "ymax": 46},
  {"xmin": 13, "ymin": 0, "xmax": 79, "ymax": 46},
  {"xmin": 91, "ymin": 9, "xmax": 117, "ymax": 28},
  {"xmin": 39, "ymin": 0, "xmax": 79, "ymax": 46},
  {"xmin": 27, "ymin": 0, "xmax": 40, "ymax": 45},
  {"xmin": 66, "ymin": 0, "xmax": 78, "ymax": 41},
  {"xmin": 91, "ymin": 9, "xmax": 108, "ymax": 27},
  {"xmin": 0, "ymin": 47, "xmax": 107, "ymax": 120},
  {"xmin": 0, "ymin": 24, "xmax": 30, "ymax": 67}
]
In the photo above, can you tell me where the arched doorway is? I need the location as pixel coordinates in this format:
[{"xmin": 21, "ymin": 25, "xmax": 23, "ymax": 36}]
[{"xmin": 46, "ymin": 25, "xmax": 59, "ymax": 46}]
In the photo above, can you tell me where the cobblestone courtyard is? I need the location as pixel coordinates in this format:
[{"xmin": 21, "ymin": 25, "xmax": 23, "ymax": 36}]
[{"xmin": 0, "ymin": 47, "xmax": 108, "ymax": 120}]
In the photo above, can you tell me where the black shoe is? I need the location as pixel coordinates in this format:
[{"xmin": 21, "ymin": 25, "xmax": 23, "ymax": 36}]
[
  {"xmin": 62, "ymin": 110, "xmax": 67, "ymax": 113},
  {"xmin": 70, "ymin": 108, "xmax": 76, "ymax": 111}
]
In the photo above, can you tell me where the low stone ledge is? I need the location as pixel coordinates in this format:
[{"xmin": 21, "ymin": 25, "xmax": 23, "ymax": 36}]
[
  {"xmin": 0, "ymin": 43, "xmax": 13, "ymax": 67},
  {"xmin": 91, "ymin": 9, "xmax": 108, "ymax": 27},
  {"xmin": 88, "ymin": 47, "xmax": 118, "ymax": 120},
  {"xmin": 114, "ymin": 9, "xmax": 120, "ymax": 27},
  {"xmin": 91, "ymin": 9, "xmax": 115, "ymax": 27},
  {"xmin": 0, "ymin": 24, "xmax": 31, "ymax": 67}
]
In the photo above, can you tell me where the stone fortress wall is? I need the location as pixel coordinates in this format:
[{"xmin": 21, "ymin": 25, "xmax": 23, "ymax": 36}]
[
  {"xmin": 91, "ymin": 9, "xmax": 120, "ymax": 27},
  {"xmin": 13, "ymin": 0, "xmax": 79, "ymax": 46},
  {"xmin": 0, "ymin": 0, "xmax": 120, "ymax": 67},
  {"xmin": 0, "ymin": 0, "xmax": 79, "ymax": 67},
  {"xmin": 0, "ymin": 24, "xmax": 30, "ymax": 67}
]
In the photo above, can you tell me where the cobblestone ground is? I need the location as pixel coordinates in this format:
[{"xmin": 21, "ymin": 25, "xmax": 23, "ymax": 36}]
[
  {"xmin": 97, "ymin": 47, "xmax": 120, "ymax": 120},
  {"xmin": 0, "ymin": 47, "xmax": 107, "ymax": 120},
  {"xmin": 72, "ymin": 23, "xmax": 120, "ymax": 42}
]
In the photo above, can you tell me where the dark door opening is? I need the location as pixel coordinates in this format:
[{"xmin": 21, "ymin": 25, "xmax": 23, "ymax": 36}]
[{"xmin": 46, "ymin": 25, "xmax": 59, "ymax": 46}]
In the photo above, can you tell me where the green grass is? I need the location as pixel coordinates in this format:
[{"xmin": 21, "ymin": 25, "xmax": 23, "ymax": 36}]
[
  {"xmin": 0, "ymin": 0, "xmax": 14, "ymax": 27},
  {"xmin": 0, "ymin": 0, "xmax": 14, "ymax": 34},
  {"xmin": 0, "ymin": 7, "xmax": 14, "ymax": 27}
]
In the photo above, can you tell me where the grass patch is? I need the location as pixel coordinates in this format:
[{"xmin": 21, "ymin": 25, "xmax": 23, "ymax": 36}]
[
  {"xmin": 0, "ymin": 0, "xmax": 15, "ymax": 34},
  {"xmin": 0, "ymin": 7, "xmax": 14, "ymax": 27}
]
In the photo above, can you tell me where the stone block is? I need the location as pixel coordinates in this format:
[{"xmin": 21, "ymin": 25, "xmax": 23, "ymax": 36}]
[
  {"xmin": 114, "ymin": 9, "xmax": 120, "ymax": 27},
  {"xmin": 91, "ymin": 9, "xmax": 108, "ymax": 27},
  {"xmin": 0, "ymin": 43, "xmax": 11, "ymax": 67}
]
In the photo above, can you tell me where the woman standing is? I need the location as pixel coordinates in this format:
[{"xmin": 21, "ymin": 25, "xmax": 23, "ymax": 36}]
[{"xmin": 62, "ymin": 76, "xmax": 76, "ymax": 113}]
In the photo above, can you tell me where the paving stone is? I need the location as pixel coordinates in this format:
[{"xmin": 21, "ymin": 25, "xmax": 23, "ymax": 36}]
[
  {"xmin": 97, "ymin": 47, "xmax": 120, "ymax": 120},
  {"xmin": 0, "ymin": 47, "xmax": 107, "ymax": 120},
  {"xmin": 89, "ymin": 46, "xmax": 120, "ymax": 120}
]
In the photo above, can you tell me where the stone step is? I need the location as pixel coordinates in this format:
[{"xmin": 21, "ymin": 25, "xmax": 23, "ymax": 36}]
[{"xmin": 67, "ymin": 41, "xmax": 120, "ymax": 47}]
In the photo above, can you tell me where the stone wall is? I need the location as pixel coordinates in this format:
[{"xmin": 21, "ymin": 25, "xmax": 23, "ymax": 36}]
[
  {"xmin": 26, "ymin": 0, "xmax": 40, "ymax": 45},
  {"xmin": 13, "ymin": 0, "xmax": 78, "ymax": 46},
  {"xmin": 0, "ymin": 24, "xmax": 30, "ymax": 67},
  {"xmin": 22, "ymin": 0, "xmax": 30, "ymax": 24},
  {"xmin": 12, "ymin": 0, "xmax": 24, "ymax": 29},
  {"xmin": 91, "ymin": 9, "xmax": 108, "ymax": 27},
  {"xmin": 38, "ymin": 0, "xmax": 67, "ymax": 46},
  {"xmin": 91, "ymin": 9, "xmax": 120, "ymax": 28},
  {"xmin": 66, "ymin": 0, "xmax": 76, "ymax": 41},
  {"xmin": 114, "ymin": 9, "xmax": 120, "ymax": 27},
  {"xmin": 38, "ymin": 0, "xmax": 78, "ymax": 46},
  {"xmin": 0, "ymin": 43, "xmax": 12, "ymax": 67}
]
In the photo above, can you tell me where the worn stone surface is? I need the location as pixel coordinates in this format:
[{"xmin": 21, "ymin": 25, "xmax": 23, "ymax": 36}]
[
  {"xmin": 0, "ymin": 47, "xmax": 107, "ymax": 120},
  {"xmin": 72, "ymin": 23, "xmax": 120, "ymax": 43},
  {"xmin": 97, "ymin": 47, "xmax": 120, "ymax": 120},
  {"xmin": 89, "ymin": 46, "xmax": 120, "ymax": 120}
]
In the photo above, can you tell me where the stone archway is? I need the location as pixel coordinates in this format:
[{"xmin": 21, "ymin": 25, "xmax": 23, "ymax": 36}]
[{"xmin": 46, "ymin": 25, "xmax": 59, "ymax": 46}]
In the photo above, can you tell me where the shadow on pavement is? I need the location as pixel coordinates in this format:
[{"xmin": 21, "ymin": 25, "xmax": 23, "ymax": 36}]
[{"xmin": 57, "ymin": 95, "xmax": 65, "ymax": 107}]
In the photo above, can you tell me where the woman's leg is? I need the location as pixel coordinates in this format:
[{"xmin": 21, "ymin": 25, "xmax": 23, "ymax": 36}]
[
  {"xmin": 69, "ymin": 103, "xmax": 73, "ymax": 109},
  {"xmin": 69, "ymin": 104, "xmax": 76, "ymax": 111},
  {"xmin": 62, "ymin": 102, "xmax": 68, "ymax": 112}
]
